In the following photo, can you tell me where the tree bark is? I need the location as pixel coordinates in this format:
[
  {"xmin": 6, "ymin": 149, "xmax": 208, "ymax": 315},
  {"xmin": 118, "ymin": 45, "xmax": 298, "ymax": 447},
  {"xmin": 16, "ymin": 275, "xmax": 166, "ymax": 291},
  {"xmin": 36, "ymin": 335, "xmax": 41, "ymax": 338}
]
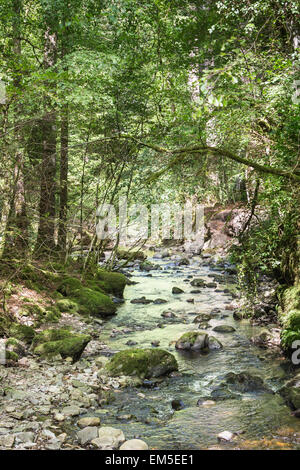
[
  {"xmin": 2, "ymin": 0, "xmax": 28, "ymax": 259},
  {"xmin": 35, "ymin": 27, "xmax": 57, "ymax": 255}
]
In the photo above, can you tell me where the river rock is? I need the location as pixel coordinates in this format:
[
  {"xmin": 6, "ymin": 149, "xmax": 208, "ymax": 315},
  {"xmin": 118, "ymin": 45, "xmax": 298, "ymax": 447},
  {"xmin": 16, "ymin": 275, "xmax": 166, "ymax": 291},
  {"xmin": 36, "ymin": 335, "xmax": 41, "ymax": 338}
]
[
  {"xmin": 77, "ymin": 417, "xmax": 100, "ymax": 428},
  {"xmin": 279, "ymin": 372, "xmax": 300, "ymax": 410},
  {"xmin": 211, "ymin": 383, "xmax": 239, "ymax": 401},
  {"xmin": 178, "ymin": 258, "xmax": 190, "ymax": 266},
  {"xmin": 193, "ymin": 314, "xmax": 211, "ymax": 323},
  {"xmin": 106, "ymin": 348, "xmax": 178, "ymax": 378},
  {"xmin": 213, "ymin": 325, "xmax": 236, "ymax": 333},
  {"xmin": 207, "ymin": 336, "xmax": 223, "ymax": 350},
  {"xmin": 205, "ymin": 282, "xmax": 217, "ymax": 288},
  {"xmin": 161, "ymin": 311, "xmax": 176, "ymax": 318},
  {"xmin": 225, "ymin": 372, "xmax": 271, "ymax": 393},
  {"xmin": 217, "ymin": 431, "xmax": 235, "ymax": 442},
  {"xmin": 0, "ymin": 435, "xmax": 15, "ymax": 448},
  {"xmin": 172, "ymin": 287, "xmax": 184, "ymax": 294},
  {"xmin": 15, "ymin": 432, "xmax": 35, "ymax": 444},
  {"xmin": 175, "ymin": 332, "xmax": 208, "ymax": 351},
  {"xmin": 77, "ymin": 426, "xmax": 98, "ymax": 445},
  {"xmin": 171, "ymin": 399, "xmax": 185, "ymax": 410},
  {"xmin": 91, "ymin": 427, "xmax": 125, "ymax": 449},
  {"xmin": 190, "ymin": 278, "xmax": 205, "ymax": 287},
  {"xmin": 153, "ymin": 298, "xmax": 167, "ymax": 304},
  {"xmin": 61, "ymin": 405, "xmax": 81, "ymax": 417},
  {"xmin": 130, "ymin": 297, "xmax": 153, "ymax": 304},
  {"xmin": 120, "ymin": 439, "xmax": 148, "ymax": 450}
]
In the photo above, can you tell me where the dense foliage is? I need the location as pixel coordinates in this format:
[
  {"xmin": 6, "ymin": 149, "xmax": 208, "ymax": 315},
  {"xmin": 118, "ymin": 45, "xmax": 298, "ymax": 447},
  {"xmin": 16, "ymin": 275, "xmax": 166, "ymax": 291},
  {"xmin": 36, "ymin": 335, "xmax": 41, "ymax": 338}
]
[{"xmin": 0, "ymin": 0, "xmax": 299, "ymax": 283}]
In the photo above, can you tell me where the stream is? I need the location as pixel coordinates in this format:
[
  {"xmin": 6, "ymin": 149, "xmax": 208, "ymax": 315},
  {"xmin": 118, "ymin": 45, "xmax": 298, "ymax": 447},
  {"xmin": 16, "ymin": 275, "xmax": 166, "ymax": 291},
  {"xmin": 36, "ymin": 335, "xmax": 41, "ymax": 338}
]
[{"xmin": 92, "ymin": 251, "xmax": 300, "ymax": 450}]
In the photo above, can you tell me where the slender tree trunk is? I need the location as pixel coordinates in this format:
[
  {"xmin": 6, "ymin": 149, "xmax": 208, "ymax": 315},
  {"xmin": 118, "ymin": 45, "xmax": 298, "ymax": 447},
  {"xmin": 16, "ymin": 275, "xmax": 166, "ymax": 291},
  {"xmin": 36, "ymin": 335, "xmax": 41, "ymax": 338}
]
[
  {"xmin": 2, "ymin": 0, "xmax": 28, "ymax": 259},
  {"xmin": 58, "ymin": 27, "xmax": 69, "ymax": 254},
  {"xmin": 35, "ymin": 27, "xmax": 57, "ymax": 255}
]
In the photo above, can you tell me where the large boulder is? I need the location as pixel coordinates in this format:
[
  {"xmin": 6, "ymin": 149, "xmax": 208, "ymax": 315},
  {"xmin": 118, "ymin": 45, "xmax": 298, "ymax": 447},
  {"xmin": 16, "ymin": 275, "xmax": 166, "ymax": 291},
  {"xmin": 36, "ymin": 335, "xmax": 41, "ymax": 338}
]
[
  {"xmin": 32, "ymin": 328, "xmax": 90, "ymax": 362},
  {"xmin": 57, "ymin": 276, "xmax": 117, "ymax": 316},
  {"xmin": 279, "ymin": 372, "xmax": 300, "ymax": 410},
  {"xmin": 9, "ymin": 323, "xmax": 35, "ymax": 344},
  {"xmin": 106, "ymin": 348, "xmax": 178, "ymax": 379},
  {"xmin": 95, "ymin": 269, "xmax": 127, "ymax": 298},
  {"xmin": 175, "ymin": 332, "xmax": 208, "ymax": 351},
  {"xmin": 72, "ymin": 287, "xmax": 117, "ymax": 316}
]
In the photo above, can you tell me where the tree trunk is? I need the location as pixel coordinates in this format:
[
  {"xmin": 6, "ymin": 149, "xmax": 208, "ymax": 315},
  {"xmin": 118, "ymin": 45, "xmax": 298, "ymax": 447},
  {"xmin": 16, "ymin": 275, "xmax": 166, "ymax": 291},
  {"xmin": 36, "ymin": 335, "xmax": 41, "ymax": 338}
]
[
  {"xmin": 2, "ymin": 0, "xmax": 28, "ymax": 259},
  {"xmin": 35, "ymin": 27, "xmax": 57, "ymax": 255},
  {"xmin": 58, "ymin": 30, "xmax": 69, "ymax": 254}
]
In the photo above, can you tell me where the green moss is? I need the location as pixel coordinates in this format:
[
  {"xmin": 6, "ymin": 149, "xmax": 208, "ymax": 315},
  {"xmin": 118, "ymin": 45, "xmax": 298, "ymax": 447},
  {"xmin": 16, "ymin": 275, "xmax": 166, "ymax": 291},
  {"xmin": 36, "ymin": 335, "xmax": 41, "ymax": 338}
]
[
  {"xmin": 9, "ymin": 323, "xmax": 35, "ymax": 344},
  {"xmin": 56, "ymin": 298, "xmax": 79, "ymax": 313},
  {"xmin": 32, "ymin": 328, "xmax": 90, "ymax": 362},
  {"xmin": 24, "ymin": 303, "xmax": 46, "ymax": 316},
  {"xmin": 279, "ymin": 284, "xmax": 300, "ymax": 351},
  {"xmin": 95, "ymin": 269, "xmax": 127, "ymax": 298},
  {"xmin": 281, "ymin": 328, "xmax": 300, "ymax": 350},
  {"xmin": 57, "ymin": 277, "xmax": 82, "ymax": 296},
  {"xmin": 106, "ymin": 348, "xmax": 178, "ymax": 378},
  {"xmin": 117, "ymin": 249, "xmax": 146, "ymax": 261},
  {"xmin": 175, "ymin": 331, "xmax": 209, "ymax": 350},
  {"xmin": 34, "ymin": 336, "xmax": 90, "ymax": 361},
  {"xmin": 5, "ymin": 350, "xmax": 19, "ymax": 361},
  {"xmin": 284, "ymin": 310, "xmax": 300, "ymax": 330},
  {"xmin": 72, "ymin": 287, "xmax": 116, "ymax": 317},
  {"xmin": 32, "ymin": 328, "xmax": 73, "ymax": 347},
  {"xmin": 281, "ymin": 285, "xmax": 300, "ymax": 314}
]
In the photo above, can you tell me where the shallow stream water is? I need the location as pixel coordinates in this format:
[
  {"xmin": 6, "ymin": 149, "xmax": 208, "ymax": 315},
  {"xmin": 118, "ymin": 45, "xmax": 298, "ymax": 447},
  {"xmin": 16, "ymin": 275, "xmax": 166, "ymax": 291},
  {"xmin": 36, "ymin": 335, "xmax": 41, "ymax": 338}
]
[{"xmin": 96, "ymin": 253, "xmax": 300, "ymax": 450}]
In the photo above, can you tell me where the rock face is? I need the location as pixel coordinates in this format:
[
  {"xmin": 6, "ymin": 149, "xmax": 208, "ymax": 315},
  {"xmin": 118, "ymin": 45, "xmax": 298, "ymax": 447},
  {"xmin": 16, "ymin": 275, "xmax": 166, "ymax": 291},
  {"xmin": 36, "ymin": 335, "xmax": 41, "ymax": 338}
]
[
  {"xmin": 106, "ymin": 348, "xmax": 178, "ymax": 378},
  {"xmin": 32, "ymin": 328, "xmax": 90, "ymax": 362},
  {"xmin": 280, "ymin": 373, "xmax": 300, "ymax": 410},
  {"xmin": 175, "ymin": 332, "xmax": 208, "ymax": 351}
]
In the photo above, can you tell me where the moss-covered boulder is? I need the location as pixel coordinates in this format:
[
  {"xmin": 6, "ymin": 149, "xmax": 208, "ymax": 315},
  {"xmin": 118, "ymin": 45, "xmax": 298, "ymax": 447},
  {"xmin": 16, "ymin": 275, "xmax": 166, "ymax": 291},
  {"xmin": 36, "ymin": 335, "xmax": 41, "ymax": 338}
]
[
  {"xmin": 32, "ymin": 328, "xmax": 90, "ymax": 362},
  {"xmin": 56, "ymin": 298, "xmax": 79, "ymax": 313},
  {"xmin": 72, "ymin": 287, "xmax": 116, "ymax": 317},
  {"xmin": 9, "ymin": 323, "xmax": 36, "ymax": 344},
  {"xmin": 106, "ymin": 348, "xmax": 178, "ymax": 378},
  {"xmin": 6, "ymin": 338, "xmax": 26, "ymax": 358},
  {"xmin": 279, "ymin": 284, "xmax": 300, "ymax": 351},
  {"xmin": 96, "ymin": 269, "xmax": 127, "ymax": 298},
  {"xmin": 280, "ymin": 372, "xmax": 300, "ymax": 410},
  {"xmin": 175, "ymin": 331, "xmax": 209, "ymax": 351},
  {"xmin": 117, "ymin": 249, "xmax": 146, "ymax": 261},
  {"xmin": 57, "ymin": 277, "xmax": 82, "ymax": 296}
]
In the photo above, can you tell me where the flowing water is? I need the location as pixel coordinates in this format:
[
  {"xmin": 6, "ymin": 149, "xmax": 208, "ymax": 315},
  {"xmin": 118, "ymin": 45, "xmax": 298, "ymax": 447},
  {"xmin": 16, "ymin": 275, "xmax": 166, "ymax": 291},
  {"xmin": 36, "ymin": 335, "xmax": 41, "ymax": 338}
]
[{"xmin": 97, "ymin": 253, "xmax": 300, "ymax": 450}]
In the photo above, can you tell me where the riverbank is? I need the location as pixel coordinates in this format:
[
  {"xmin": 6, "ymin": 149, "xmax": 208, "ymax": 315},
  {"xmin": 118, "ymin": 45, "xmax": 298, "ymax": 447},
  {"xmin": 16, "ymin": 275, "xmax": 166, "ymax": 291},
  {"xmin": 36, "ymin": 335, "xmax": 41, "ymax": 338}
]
[{"xmin": 0, "ymin": 247, "xmax": 299, "ymax": 450}]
